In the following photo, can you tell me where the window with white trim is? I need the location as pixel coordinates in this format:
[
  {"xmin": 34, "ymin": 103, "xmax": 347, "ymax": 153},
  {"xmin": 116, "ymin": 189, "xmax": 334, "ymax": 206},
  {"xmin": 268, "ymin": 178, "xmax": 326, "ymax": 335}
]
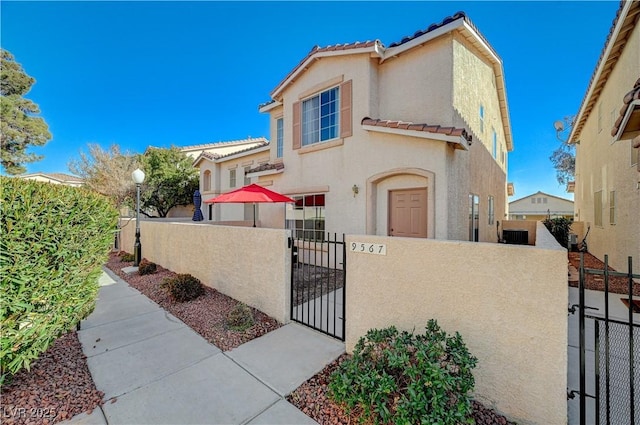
[
  {"xmin": 594, "ymin": 190, "xmax": 603, "ymax": 227},
  {"xmin": 479, "ymin": 105, "xmax": 485, "ymax": 134},
  {"xmin": 276, "ymin": 118, "xmax": 283, "ymax": 158},
  {"xmin": 302, "ymin": 87, "xmax": 339, "ymax": 146},
  {"xmin": 229, "ymin": 169, "xmax": 236, "ymax": 188},
  {"xmin": 286, "ymin": 194, "xmax": 326, "ymax": 241}
]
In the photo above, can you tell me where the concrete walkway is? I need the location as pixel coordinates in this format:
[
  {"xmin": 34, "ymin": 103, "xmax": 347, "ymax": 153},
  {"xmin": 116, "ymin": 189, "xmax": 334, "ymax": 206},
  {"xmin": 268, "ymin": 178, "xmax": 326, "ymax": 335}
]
[{"xmin": 62, "ymin": 269, "xmax": 345, "ymax": 425}]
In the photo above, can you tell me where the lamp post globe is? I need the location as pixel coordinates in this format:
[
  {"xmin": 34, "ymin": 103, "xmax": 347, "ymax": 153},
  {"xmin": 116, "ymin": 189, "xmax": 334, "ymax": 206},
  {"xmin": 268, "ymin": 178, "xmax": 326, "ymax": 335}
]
[{"xmin": 132, "ymin": 168, "xmax": 145, "ymax": 266}]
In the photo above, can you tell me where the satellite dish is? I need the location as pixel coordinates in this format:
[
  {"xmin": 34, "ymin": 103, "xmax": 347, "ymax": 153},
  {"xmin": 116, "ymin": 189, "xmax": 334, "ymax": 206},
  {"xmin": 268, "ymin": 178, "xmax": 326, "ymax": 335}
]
[{"xmin": 553, "ymin": 120, "xmax": 565, "ymax": 132}]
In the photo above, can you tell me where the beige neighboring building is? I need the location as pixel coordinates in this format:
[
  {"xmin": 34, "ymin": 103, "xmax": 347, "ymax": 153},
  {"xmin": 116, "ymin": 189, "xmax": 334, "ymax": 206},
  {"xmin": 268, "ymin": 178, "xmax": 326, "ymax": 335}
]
[
  {"xmin": 180, "ymin": 137, "xmax": 268, "ymax": 160},
  {"xmin": 238, "ymin": 11, "xmax": 512, "ymax": 242},
  {"xmin": 568, "ymin": 0, "xmax": 640, "ymax": 272},
  {"xmin": 18, "ymin": 172, "xmax": 84, "ymax": 187},
  {"xmin": 509, "ymin": 191, "xmax": 574, "ymax": 221},
  {"xmin": 194, "ymin": 143, "xmax": 272, "ymax": 222}
]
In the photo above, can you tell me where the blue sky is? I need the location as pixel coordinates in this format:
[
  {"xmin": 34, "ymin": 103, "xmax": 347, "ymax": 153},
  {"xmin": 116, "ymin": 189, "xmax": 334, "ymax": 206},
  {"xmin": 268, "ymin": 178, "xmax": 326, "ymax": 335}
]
[{"xmin": 1, "ymin": 1, "xmax": 620, "ymax": 200}]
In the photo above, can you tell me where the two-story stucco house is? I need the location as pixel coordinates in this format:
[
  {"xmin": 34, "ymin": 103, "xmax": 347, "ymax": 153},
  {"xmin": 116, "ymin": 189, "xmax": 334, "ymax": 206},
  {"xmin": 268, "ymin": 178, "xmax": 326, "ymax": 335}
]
[
  {"xmin": 18, "ymin": 172, "xmax": 84, "ymax": 187},
  {"xmin": 509, "ymin": 191, "xmax": 574, "ymax": 221},
  {"xmin": 568, "ymin": 0, "xmax": 639, "ymax": 272},
  {"xmin": 243, "ymin": 12, "xmax": 512, "ymax": 242}
]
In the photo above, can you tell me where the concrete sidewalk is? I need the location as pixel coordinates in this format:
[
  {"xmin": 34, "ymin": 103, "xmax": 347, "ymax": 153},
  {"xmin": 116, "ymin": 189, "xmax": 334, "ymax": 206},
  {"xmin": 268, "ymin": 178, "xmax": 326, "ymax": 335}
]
[{"xmin": 63, "ymin": 269, "xmax": 345, "ymax": 425}]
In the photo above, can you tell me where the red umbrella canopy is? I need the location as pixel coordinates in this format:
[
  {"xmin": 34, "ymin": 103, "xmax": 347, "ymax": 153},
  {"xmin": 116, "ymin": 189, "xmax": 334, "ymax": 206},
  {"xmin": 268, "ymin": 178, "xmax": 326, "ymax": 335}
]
[{"xmin": 204, "ymin": 184, "xmax": 294, "ymax": 204}]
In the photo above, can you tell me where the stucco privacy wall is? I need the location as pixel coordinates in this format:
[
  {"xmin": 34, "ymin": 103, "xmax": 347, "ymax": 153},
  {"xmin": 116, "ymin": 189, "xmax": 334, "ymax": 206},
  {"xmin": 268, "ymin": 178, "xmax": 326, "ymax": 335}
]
[
  {"xmin": 345, "ymin": 230, "xmax": 567, "ymax": 424},
  {"xmin": 119, "ymin": 220, "xmax": 290, "ymax": 323}
]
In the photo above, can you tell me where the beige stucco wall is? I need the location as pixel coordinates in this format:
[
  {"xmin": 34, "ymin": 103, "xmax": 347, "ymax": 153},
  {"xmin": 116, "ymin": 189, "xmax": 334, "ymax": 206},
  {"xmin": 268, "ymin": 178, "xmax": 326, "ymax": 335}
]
[
  {"xmin": 119, "ymin": 220, "xmax": 291, "ymax": 323},
  {"xmin": 257, "ymin": 34, "xmax": 508, "ymax": 243},
  {"xmin": 573, "ymin": 22, "xmax": 639, "ymax": 272},
  {"xmin": 345, "ymin": 230, "xmax": 567, "ymax": 424}
]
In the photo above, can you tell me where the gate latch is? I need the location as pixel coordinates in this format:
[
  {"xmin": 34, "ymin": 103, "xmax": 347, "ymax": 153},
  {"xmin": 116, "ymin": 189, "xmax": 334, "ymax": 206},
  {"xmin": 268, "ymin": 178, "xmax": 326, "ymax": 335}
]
[{"xmin": 568, "ymin": 304, "xmax": 599, "ymax": 314}]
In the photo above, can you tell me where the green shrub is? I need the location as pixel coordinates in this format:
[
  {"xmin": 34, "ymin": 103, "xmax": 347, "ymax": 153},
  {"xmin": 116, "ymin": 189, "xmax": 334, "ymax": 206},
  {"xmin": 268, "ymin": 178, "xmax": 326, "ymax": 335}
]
[
  {"xmin": 226, "ymin": 303, "xmax": 254, "ymax": 331},
  {"xmin": 543, "ymin": 217, "xmax": 572, "ymax": 248},
  {"xmin": 119, "ymin": 252, "xmax": 135, "ymax": 262},
  {"xmin": 0, "ymin": 177, "xmax": 118, "ymax": 378},
  {"xmin": 138, "ymin": 258, "xmax": 157, "ymax": 276},
  {"xmin": 329, "ymin": 320, "xmax": 477, "ymax": 425},
  {"xmin": 162, "ymin": 274, "xmax": 204, "ymax": 302}
]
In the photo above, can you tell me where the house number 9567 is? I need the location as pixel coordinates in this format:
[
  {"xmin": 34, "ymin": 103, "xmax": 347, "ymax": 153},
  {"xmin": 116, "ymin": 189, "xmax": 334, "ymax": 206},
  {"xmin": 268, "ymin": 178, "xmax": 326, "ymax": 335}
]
[{"xmin": 350, "ymin": 242, "xmax": 387, "ymax": 255}]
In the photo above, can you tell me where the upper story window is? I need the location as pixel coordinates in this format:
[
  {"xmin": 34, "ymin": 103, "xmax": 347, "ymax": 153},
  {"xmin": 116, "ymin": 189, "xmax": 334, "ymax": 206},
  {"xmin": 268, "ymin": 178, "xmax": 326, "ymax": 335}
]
[
  {"xmin": 203, "ymin": 170, "xmax": 211, "ymax": 192},
  {"xmin": 302, "ymin": 87, "xmax": 339, "ymax": 146},
  {"xmin": 491, "ymin": 128, "xmax": 497, "ymax": 158},
  {"xmin": 229, "ymin": 169, "xmax": 236, "ymax": 188},
  {"xmin": 487, "ymin": 195, "xmax": 495, "ymax": 225},
  {"xmin": 479, "ymin": 105, "xmax": 485, "ymax": 134},
  {"xmin": 276, "ymin": 118, "xmax": 284, "ymax": 158}
]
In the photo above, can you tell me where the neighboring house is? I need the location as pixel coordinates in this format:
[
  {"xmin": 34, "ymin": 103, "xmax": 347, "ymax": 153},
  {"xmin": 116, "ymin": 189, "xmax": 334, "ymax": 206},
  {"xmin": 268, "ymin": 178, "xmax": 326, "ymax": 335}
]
[
  {"xmin": 180, "ymin": 137, "xmax": 268, "ymax": 160},
  {"xmin": 242, "ymin": 11, "xmax": 512, "ymax": 242},
  {"xmin": 568, "ymin": 0, "xmax": 639, "ymax": 272},
  {"xmin": 18, "ymin": 172, "xmax": 84, "ymax": 187},
  {"xmin": 508, "ymin": 191, "xmax": 574, "ymax": 221},
  {"xmin": 194, "ymin": 142, "xmax": 272, "ymax": 222}
]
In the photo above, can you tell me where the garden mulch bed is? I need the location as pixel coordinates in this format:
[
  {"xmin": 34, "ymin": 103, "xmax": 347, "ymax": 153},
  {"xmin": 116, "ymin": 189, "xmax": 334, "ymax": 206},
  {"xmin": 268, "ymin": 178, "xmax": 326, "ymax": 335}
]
[
  {"xmin": 568, "ymin": 252, "xmax": 640, "ymax": 296},
  {"xmin": 287, "ymin": 354, "xmax": 516, "ymax": 425},
  {"xmin": 105, "ymin": 253, "xmax": 282, "ymax": 351},
  {"xmin": 1, "ymin": 332, "xmax": 104, "ymax": 425}
]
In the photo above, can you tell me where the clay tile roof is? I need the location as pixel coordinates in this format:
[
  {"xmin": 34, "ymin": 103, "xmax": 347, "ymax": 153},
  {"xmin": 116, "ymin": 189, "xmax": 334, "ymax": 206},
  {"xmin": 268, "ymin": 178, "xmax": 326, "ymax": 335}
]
[
  {"xmin": 361, "ymin": 117, "xmax": 472, "ymax": 142},
  {"xmin": 246, "ymin": 162, "xmax": 285, "ymax": 174},
  {"xmin": 389, "ymin": 12, "xmax": 465, "ymax": 48},
  {"xmin": 258, "ymin": 99, "xmax": 276, "ymax": 110},
  {"xmin": 611, "ymin": 77, "xmax": 640, "ymax": 137},
  {"xmin": 46, "ymin": 173, "xmax": 84, "ymax": 183},
  {"xmin": 571, "ymin": 1, "xmax": 640, "ymax": 142},
  {"xmin": 216, "ymin": 141, "xmax": 270, "ymax": 159}
]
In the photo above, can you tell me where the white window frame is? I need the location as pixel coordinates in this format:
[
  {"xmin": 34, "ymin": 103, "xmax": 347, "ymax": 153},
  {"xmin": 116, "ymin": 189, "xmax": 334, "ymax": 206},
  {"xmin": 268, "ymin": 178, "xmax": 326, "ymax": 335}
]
[
  {"xmin": 479, "ymin": 105, "xmax": 485, "ymax": 134},
  {"xmin": 286, "ymin": 194, "xmax": 326, "ymax": 242},
  {"xmin": 301, "ymin": 86, "xmax": 340, "ymax": 146},
  {"xmin": 203, "ymin": 170, "xmax": 211, "ymax": 192},
  {"xmin": 276, "ymin": 117, "xmax": 284, "ymax": 158},
  {"xmin": 229, "ymin": 169, "xmax": 236, "ymax": 188}
]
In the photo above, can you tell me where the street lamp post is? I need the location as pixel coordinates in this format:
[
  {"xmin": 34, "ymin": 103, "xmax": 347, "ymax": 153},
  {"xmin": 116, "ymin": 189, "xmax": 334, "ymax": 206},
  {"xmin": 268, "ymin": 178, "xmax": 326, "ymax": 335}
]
[{"xmin": 132, "ymin": 168, "xmax": 146, "ymax": 267}]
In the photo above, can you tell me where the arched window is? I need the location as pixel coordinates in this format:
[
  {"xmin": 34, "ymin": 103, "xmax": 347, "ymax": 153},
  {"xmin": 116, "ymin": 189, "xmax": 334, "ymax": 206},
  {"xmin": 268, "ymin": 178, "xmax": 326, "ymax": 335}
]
[{"xmin": 203, "ymin": 170, "xmax": 211, "ymax": 192}]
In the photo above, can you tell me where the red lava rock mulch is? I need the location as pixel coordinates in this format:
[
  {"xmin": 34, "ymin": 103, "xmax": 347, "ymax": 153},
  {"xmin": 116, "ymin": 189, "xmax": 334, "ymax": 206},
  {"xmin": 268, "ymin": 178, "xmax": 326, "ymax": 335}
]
[
  {"xmin": 1, "ymin": 332, "xmax": 104, "ymax": 425},
  {"xmin": 287, "ymin": 354, "xmax": 516, "ymax": 425},
  {"xmin": 568, "ymin": 252, "xmax": 640, "ymax": 296},
  {"xmin": 105, "ymin": 253, "xmax": 282, "ymax": 351}
]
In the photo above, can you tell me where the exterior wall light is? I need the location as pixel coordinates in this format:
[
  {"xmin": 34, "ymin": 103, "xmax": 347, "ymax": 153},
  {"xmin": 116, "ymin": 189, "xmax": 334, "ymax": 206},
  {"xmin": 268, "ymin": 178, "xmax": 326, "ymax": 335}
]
[{"xmin": 352, "ymin": 184, "xmax": 359, "ymax": 197}]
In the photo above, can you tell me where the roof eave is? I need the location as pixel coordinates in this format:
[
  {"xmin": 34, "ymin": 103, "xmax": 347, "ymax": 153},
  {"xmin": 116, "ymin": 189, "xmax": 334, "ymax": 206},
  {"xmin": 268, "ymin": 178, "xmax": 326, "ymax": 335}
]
[
  {"xmin": 362, "ymin": 124, "xmax": 470, "ymax": 150},
  {"xmin": 270, "ymin": 45, "xmax": 382, "ymax": 100},
  {"xmin": 258, "ymin": 100, "xmax": 282, "ymax": 114},
  {"xmin": 569, "ymin": 0, "xmax": 637, "ymax": 143}
]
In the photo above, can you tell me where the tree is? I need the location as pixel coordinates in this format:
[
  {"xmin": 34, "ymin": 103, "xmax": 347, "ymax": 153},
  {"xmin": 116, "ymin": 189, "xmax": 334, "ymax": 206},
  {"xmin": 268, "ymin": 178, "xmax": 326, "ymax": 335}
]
[
  {"xmin": 139, "ymin": 147, "xmax": 199, "ymax": 218},
  {"xmin": 0, "ymin": 49, "xmax": 51, "ymax": 175},
  {"xmin": 549, "ymin": 116, "xmax": 575, "ymax": 186},
  {"xmin": 68, "ymin": 144, "xmax": 139, "ymax": 208}
]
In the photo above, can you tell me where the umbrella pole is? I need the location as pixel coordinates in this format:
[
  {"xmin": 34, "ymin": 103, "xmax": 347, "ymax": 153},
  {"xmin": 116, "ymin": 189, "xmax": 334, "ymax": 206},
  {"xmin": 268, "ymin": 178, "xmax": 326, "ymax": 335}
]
[{"xmin": 253, "ymin": 203, "xmax": 256, "ymax": 227}]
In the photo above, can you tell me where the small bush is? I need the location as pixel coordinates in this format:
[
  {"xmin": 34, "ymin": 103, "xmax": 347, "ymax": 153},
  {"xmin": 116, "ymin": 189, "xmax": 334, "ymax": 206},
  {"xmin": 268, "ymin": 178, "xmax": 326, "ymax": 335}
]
[
  {"xmin": 226, "ymin": 303, "xmax": 254, "ymax": 331},
  {"xmin": 138, "ymin": 259, "xmax": 157, "ymax": 275},
  {"xmin": 329, "ymin": 320, "xmax": 477, "ymax": 425},
  {"xmin": 119, "ymin": 252, "xmax": 135, "ymax": 262},
  {"xmin": 162, "ymin": 274, "xmax": 204, "ymax": 302},
  {"xmin": 543, "ymin": 217, "xmax": 573, "ymax": 248},
  {"xmin": 1, "ymin": 177, "xmax": 118, "ymax": 378}
]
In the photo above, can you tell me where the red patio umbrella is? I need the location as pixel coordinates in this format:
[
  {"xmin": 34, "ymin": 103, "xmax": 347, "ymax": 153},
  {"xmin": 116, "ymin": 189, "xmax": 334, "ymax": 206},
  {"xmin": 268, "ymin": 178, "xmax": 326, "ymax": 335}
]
[{"xmin": 203, "ymin": 184, "xmax": 294, "ymax": 227}]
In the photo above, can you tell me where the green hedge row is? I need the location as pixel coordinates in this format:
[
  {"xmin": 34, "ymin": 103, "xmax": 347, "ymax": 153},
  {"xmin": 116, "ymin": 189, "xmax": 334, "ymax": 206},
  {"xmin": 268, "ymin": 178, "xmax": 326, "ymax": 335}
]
[{"xmin": 0, "ymin": 177, "xmax": 118, "ymax": 378}]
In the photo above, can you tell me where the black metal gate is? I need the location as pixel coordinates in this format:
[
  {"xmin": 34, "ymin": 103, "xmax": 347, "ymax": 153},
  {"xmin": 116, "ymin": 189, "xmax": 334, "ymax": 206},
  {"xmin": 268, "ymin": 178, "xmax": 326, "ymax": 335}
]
[
  {"xmin": 569, "ymin": 254, "xmax": 639, "ymax": 425},
  {"xmin": 289, "ymin": 233, "xmax": 345, "ymax": 340}
]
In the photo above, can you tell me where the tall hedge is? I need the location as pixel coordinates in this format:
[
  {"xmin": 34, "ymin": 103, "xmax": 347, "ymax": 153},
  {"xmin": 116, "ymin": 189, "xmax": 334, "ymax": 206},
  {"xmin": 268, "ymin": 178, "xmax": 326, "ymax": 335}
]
[{"xmin": 0, "ymin": 177, "xmax": 118, "ymax": 378}]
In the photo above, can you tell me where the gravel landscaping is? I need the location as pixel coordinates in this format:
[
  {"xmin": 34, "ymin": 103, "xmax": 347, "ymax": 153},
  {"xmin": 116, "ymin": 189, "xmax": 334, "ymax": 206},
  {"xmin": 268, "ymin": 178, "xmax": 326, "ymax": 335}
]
[
  {"xmin": 569, "ymin": 251, "xmax": 639, "ymax": 296},
  {"xmin": 105, "ymin": 253, "xmax": 282, "ymax": 351},
  {"xmin": 1, "ymin": 332, "xmax": 103, "ymax": 425}
]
